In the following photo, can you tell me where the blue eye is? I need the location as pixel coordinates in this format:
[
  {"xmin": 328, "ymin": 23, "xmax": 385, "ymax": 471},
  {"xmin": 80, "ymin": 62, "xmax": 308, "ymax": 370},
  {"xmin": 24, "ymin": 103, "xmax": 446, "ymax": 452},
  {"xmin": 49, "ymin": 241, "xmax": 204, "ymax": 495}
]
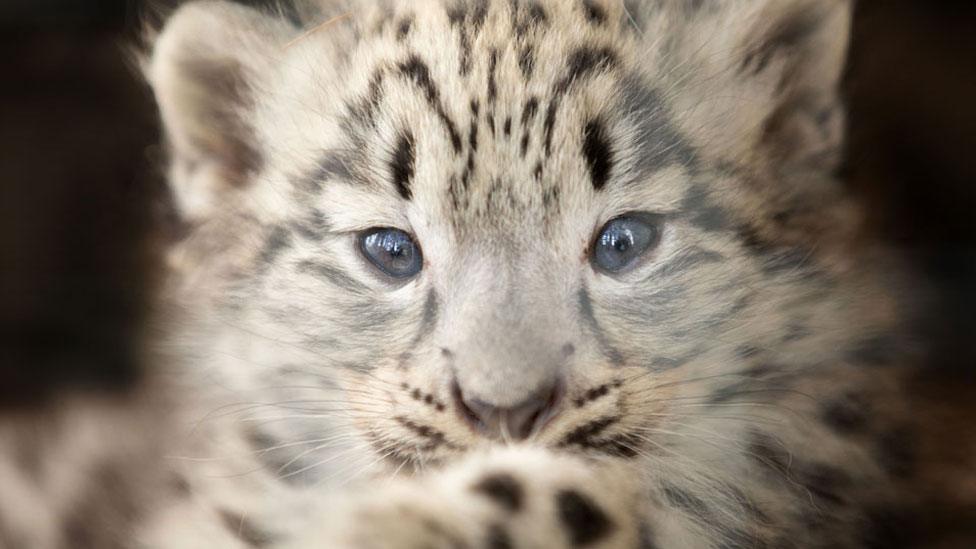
[
  {"xmin": 359, "ymin": 228, "xmax": 423, "ymax": 279},
  {"xmin": 592, "ymin": 214, "xmax": 663, "ymax": 273}
]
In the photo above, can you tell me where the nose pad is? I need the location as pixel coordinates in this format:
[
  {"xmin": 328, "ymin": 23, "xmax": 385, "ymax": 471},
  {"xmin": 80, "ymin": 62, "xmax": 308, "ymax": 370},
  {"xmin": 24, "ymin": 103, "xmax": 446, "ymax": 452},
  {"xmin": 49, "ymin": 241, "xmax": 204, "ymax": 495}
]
[{"xmin": 453, "ymin": 380, "xmax": 563, "ymax": 440}]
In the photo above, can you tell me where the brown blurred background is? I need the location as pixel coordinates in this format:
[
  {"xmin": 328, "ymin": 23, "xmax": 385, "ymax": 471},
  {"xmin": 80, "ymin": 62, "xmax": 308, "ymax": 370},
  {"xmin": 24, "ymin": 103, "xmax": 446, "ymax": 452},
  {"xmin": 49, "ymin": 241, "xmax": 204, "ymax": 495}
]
[{"xmin": 0, "ymin": 0, "xmax": 973, "ymax": 542}]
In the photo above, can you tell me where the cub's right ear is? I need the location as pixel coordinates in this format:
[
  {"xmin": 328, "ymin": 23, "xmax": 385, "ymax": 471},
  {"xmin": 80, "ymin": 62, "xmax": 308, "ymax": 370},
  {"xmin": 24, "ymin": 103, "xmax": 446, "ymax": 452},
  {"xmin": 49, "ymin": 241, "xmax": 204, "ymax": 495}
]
[{"xmin": 146, "ymin": 1, "xmax": 293, "ymax": 221}]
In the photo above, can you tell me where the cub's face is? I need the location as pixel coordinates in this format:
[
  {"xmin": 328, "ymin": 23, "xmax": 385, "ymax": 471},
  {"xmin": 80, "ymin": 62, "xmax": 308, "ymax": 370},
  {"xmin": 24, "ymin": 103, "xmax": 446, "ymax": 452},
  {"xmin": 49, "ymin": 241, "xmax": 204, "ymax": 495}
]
[{"xmin": 151, "ymin": 0, "xmax": 864, "ymax": 477}]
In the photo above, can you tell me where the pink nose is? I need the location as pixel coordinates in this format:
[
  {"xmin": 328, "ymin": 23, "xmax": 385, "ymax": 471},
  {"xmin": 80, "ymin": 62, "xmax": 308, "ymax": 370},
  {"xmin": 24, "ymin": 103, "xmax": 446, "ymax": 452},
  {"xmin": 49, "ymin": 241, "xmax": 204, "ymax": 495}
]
[{"xmin": 453, "ymin": 380, "xmax": 563, "ymax": 440}]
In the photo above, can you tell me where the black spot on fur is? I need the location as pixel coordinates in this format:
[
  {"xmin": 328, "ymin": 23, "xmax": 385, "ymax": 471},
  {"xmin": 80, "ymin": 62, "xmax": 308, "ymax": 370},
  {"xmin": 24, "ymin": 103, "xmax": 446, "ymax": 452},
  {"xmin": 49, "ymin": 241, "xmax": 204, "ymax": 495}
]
[
  {"xmin": 390, "ymin": 131, "xmax": 416, "ymax": 200},
  {"xmin": 582, "ymin": 119, "xmax": 613, "ymax": 190},
  {"xmin": 821, "ymin": 393, "xmax": 870, "ymax": 434},
  {"xmin": 582, "ymin": 0, "xmax": 607, "ymax": 24},
  {"xmin": 519, "ymin": 45, "xmax": 535, "ymax": 79},
  {"xmin": 447, "ymin": 3, "xmax": 466, "ymax": 25},
  {"xmin": 258, "ymin": 226, "xmax": 291, "ymax": 265},
  {"xmin": 737, "ymin": 225, "xmax": 768, "ymax": 252},
  {"xmin": 346, "ymin": 69, "xmax": 387, "ymax": 128},
  {"xmin": 218, "ymin": 509, "xmax": 274, "ymax": 548},
  {"xmin": 448, "ymin": 1, "xmax": 487, "ymax": 76},
  {"xmin": 396, "ymin": 16, "xmax": 413, "ymax": 41},
  {"xmin": 471, "ymin": 0, "xmax": 488, "ymax": 29},
  {"xmin": 469, "ymin": 122, "xmax": 479, "ymax": 152},
  {"xmin": 574, "ymin": 383, "xmax": 613, "ymax": 407},
  {"xmin": 472, "ymin": 473, "xmax": 524, "ymax": 511},
  {"xmin": 503, "ymin": 116, "xmax": 512, "ymax": 137},
  {"xmin": 527, "ymin": 1, "xmax": 548, "ymax": 24},
  {"xmin": 556, "ymin": 490, "xmax": 614, "ymax": 546},
  {"xmin": 511, "ymin": 0, "xmax": 548, "ymax": 38},
  {"xmin": 617, "ymin": 75, "xmax": 695, "ymax": 177},
  {"xmin": 639, "ymin": 521, "xmax": 660, "ymax": 549},
  {"xmin": 736, "ymin": 345, "xmax": 763, "ymax": 359},
  {"xmin": 60, "ymin": 463, "xmax": 144, "ymax": 549},
  {"xmin": 487, "ymin": 48, "xmax": 498, "ymax": 104},
  {"xmin": 681, "ymin": 187, "xmax": 731, "ymax": 232},
  {"xmin": 691, "ymin": 205, "xmax": 730, "ymax": 232},
  {"xmin": 486, "ymin": 523, "xmax": 513, "ymax": 549},
  {"xmin": 544, "ymin": 47, "xmax": 618, "ymax": 155},
  {"xmin": 748, "ymin": 430, "xmax": 791, "ymax": 476},
  {"xmin": 522, "ymin": 97, "xmax": 540, "ymax": 125},
  {"xmin": 706, "ymin": 381, "xmax": 753, "ymax": 404},
  {"xmin": 397, "ymin": 56, "xmax": 462, "ymax": 152},
  {"xmin": 798, "ymin": 464, "xmax": 851, "ymax": 507},
  {"xmin": 781, "ymin": 323, "xmax": 811, "ymax": 342}
]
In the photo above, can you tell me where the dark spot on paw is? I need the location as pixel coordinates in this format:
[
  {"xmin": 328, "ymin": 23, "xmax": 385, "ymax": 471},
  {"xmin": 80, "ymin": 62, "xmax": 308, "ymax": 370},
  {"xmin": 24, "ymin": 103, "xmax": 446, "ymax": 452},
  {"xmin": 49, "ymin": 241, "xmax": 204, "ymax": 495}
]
[
  {"xmin": 472, "ymin": 473, "xmax": 524, "ymax": 511},
  {"xmin": 556, "ymin": 489, "xmax": 614, "ymax": 546},
  {"xmin": 486, "ymin": 523, "xmax": 513, "ymax": 549}
]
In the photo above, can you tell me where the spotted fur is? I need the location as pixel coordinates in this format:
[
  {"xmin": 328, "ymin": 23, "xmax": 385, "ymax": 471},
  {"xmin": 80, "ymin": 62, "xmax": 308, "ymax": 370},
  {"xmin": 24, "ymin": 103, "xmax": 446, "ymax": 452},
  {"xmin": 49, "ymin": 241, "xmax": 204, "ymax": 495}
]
[{"xmin": 133, "ymin": 0, "xmax": 925, "ymax": 547}]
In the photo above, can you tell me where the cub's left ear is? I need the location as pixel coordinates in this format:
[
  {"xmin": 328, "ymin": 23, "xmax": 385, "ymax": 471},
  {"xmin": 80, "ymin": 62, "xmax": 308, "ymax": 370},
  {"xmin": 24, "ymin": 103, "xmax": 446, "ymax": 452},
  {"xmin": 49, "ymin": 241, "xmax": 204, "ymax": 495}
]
[
  {"xmin": 145, "ymin": 1, "xmax": 294, "ymax": 221},
  {"xmin": 659, "ymin": 0, "xmax": 851, "ymax": 174},
  {"xmin": 652, "ymin": 0, "xmax": 855, "ymax": 244}
]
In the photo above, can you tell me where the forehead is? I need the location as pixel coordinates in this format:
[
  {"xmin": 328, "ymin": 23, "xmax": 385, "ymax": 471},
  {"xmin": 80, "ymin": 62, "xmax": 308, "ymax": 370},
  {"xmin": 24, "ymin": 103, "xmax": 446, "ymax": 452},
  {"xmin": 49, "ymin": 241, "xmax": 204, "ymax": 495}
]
[{"xmin": 287, "ymin": 1, "xmax": 694, "ymax": 232}]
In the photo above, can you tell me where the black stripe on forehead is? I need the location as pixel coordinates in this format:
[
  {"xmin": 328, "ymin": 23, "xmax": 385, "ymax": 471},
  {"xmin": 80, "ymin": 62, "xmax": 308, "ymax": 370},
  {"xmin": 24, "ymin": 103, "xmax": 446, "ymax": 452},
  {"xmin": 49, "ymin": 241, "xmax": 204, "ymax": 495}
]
[
  {"xmin": 617, "ymin": 74, "xmax": 696, "ymax": 179},
  {"xmin": 543, "ymin": 46, "xmax": 618, "ymax": 156},
  {"xmin": 447, "ymin": 0, "xmax": 488, "ymax": 76},
  {"xmin": 304, "ymin": 69, "xmax": 387, "ymax": 191},
  {"xmin": 396, "ymin": 55, "xmax": 463, "ymax": 153},
  {"xmin": 582, "ymin": 118, "xmax": 613, "ymax": 190},
  {"xmin": 390, "ymin": 131, "xmax": 416, "ymax": 200},
  {"xmin": 348, "ymin": 69, "xmax": 387, "ymax": 128},
  {"xmin": 581, "ymin": 0, "xmax": 607, "ymax": 24},
  {"xmin": 509, "ymin": 0, "xmax": 548, "ymax": 37}
]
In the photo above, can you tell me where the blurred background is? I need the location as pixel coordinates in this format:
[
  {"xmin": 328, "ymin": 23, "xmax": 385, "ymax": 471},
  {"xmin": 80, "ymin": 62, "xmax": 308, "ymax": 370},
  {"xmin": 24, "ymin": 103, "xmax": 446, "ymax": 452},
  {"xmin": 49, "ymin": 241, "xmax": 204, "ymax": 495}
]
[{"xmin": 0, "ymin": 0, "xmax": 973, "ymax": 542}]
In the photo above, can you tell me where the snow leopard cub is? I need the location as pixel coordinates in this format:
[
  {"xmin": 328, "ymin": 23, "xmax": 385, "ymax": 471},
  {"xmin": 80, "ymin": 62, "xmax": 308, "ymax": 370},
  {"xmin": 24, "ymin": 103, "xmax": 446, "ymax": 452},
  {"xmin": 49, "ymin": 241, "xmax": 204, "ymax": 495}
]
[{"xmin": 144, "ymin": 0, "xmax": 916, "ymax": 547}]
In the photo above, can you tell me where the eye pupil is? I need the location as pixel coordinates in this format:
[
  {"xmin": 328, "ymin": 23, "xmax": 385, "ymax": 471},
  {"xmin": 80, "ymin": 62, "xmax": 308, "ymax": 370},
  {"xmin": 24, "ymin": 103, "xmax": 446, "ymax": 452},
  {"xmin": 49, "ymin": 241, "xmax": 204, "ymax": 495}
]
[
  {"xmin": 592, "ymin": 215, "xmax": 663, "ymax": 273},
  {"xmin": 613, "ymin": 232, "xmax": 632, "ymax": 252},
  {"xmin": 360, "ymin": 228, "xmax": 423, "ymax": 279}
]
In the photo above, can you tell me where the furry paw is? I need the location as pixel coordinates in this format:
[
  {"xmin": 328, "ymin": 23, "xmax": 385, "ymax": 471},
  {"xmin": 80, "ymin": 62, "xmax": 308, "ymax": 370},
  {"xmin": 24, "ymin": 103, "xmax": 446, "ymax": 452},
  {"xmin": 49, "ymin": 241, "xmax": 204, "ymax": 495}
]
[{"xmin": 293, "ymin": 446, "xmax": 644, "ymax": 549}]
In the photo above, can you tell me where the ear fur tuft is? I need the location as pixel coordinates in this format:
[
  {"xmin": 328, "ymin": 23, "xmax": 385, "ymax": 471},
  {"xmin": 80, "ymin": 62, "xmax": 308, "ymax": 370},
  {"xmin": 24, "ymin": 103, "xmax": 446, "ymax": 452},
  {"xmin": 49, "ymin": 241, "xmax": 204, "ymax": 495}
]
[{"xmin": 146, "ymin": 1, "xmax": 294, "ymax": 221}]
